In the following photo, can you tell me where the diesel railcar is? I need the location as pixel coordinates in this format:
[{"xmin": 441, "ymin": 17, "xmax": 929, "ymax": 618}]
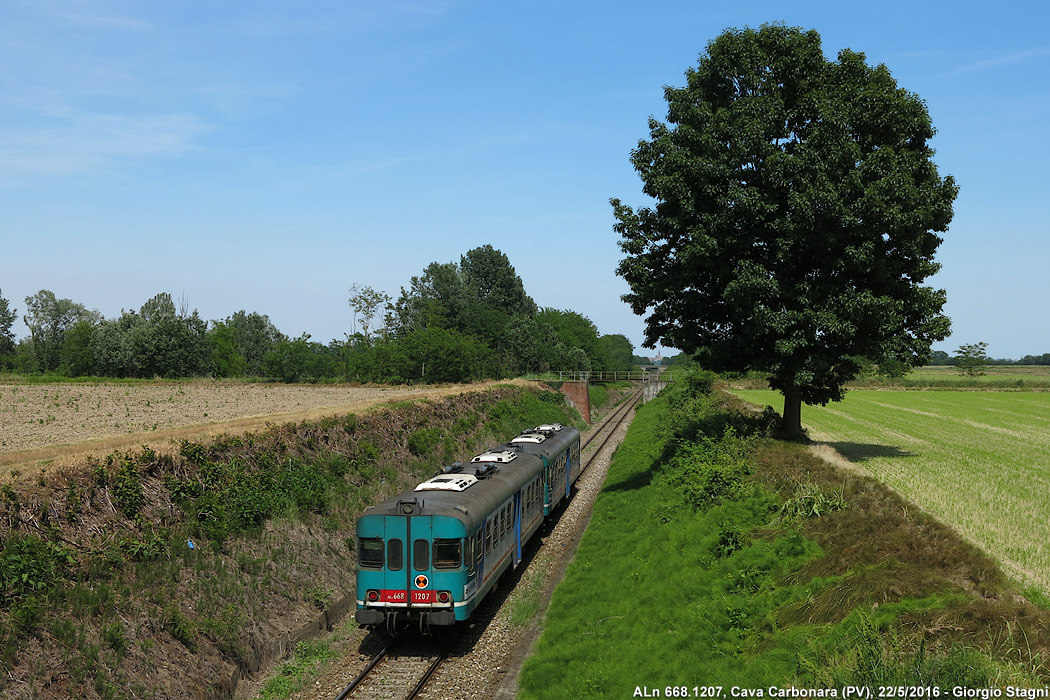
[{"xmin": 355, "ymin": 423, "xmax": 581, "ymax": 631}]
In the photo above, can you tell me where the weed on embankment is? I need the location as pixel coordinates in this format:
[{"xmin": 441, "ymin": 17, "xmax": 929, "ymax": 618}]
[
  {"xmin": 520, "ymin": 371, "xmax": 1050, "ymax": 699},
  {"xmin": 0, "ymin": 385, "xmax": 581, "ymax": 699}
]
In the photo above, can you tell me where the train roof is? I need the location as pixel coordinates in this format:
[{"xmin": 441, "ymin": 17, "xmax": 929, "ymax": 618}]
[
  {"xmin": 504, "ymin": 423, "xmax": 580, "ymax": 461},
  {"xmin": 359, "ymin": 451, "xmax": 544, "ymax": 531}
]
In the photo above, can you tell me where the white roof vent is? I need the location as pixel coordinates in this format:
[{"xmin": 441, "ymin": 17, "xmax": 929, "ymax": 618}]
[
  {"xmin": 533, "ymin": 424, "xmax": 564, "ymax": 432},
  {"xmin": 512, "ymin": 434, "xmax": 547, "ymax": 444},
  {"xmin": 470, "ymin": 450, "xmax": 518, "ymax": 464},
  {"xmin": 415, "ymin": 474, "xmax": 479, "ymax": 492}
]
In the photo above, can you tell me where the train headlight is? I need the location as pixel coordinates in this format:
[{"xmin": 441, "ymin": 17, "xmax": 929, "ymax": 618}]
[
  {"xmin": 366, "ymin": 590, "xmax": 380, "ymax": 602},
  {"xmin": 438, "ymin": 591, "xmax": 451, "ymax": 604}
]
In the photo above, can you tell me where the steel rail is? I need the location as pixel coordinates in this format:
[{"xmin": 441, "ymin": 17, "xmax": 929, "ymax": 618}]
[
  {"xmin": 580, "ymin": 384, "xmax": 643, "ymax": 454},
  {"xmin": 581, "ymin": 392, "xmax": 641, "ymax": 471},
  {"xmin": 405, "ymin": 648, "xmax": 448, "ymax": 700},
  {"xmin": 334, "ymin": 640, "xmax": 392, "ymax": 700},
  {"xmin": 334, "ymin": 637, "xmax": 448, "ymax": 700}
]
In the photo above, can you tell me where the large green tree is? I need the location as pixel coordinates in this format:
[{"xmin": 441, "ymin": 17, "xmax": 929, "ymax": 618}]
[
  {"xmin": 459, "ymin": 244, "xmax": 538, "ymax": 343},
  {"xmin": 224, "ymin": 310, "xmax": 284, "ymax": 376},
  {"xmin": 614, "ymin": 24, "xmax": 957, "ymax": 437},
  {"xmin": 390, "ymin": 262, "xmax": 468, "ymax": 337},
  {"xmin": 536, "ymin": 308, "xmax": 605, "ymax": 369},
  {"xmin": 598, "ymin": 334, "xmax": 635, "ymax": 372},
  {"xmin": 390, "ymin": 245, "xmax": 538, "ymax": 356},
  {"xmin": 22, "ymin": 290, "xmax": 98, "ymax": 372}
]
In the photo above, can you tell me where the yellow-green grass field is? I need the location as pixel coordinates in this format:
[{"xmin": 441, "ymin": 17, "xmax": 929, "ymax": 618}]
[
  {"xmin": 733, "ymin": 389, "xmax": 1050, "ymax": 593},
  {"xmin": 901, "ymin": 365, "xmax": 1050, "ymax": 387}
]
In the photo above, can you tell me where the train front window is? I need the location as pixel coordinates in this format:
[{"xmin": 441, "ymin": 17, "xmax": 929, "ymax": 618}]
[
  {"xmin": 359, "ymin": 538, "xmax": 383, "ymax": 569},
  {"xmin": 433, "ymin": 539, "xmax": 461, "ymax": 569},
  {"xmin": 413, "ymin": 539, "xmax": 430, "ymax": 571},
  {"xmin": 388, "ymin": 539, "xmax": 403, "ymax": 571}
]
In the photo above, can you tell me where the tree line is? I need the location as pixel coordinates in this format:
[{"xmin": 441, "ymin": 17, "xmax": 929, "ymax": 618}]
[
  {"xmin": 927, "ymin": 350, "xmax": 1050, "ymax": 367},
  {"xmin": 0, "ymin": 245, "xmax": 636, "ymax": 384}
]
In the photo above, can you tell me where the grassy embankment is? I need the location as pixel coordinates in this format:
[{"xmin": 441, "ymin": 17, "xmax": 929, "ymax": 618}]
[
  {"xmin": 0, "ymin": 384, "xmax": 581, "ymax": 699},
  {"xmin": 520, "ymin": 372, "xmax": 1050, "ymax": 698},
  {"xmin": 734, "ymin": 388, "xmax": 1050, "ymax": 596}
]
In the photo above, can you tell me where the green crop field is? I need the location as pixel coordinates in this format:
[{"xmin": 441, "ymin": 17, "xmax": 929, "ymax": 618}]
[{"xmin": 732, "ymin": 388, "xmax": 1050, "ymax": 593}]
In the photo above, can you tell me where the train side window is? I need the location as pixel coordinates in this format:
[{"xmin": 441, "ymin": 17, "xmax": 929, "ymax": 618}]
[
  {"xmin": 485, "ymin": 522, "xmax": 492, "ymax": 553},
  {"xmin": 359, "ymin": 538, "xmax": 384, "ymax": 569},
  {"xmin": 433, "ymin": 539, "xmax": 461, "ymax": 569},
  {"xmin": 413, "ymin": 539, "xmax": 430, "ymax": 571},
  {"xmin": 387, "ymin": 539, "xmax": 403, "ymax": 571}
]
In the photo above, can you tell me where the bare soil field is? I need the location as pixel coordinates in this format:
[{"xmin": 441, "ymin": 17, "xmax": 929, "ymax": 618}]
[{"xmin": 0, "ymin": 380, "xmax": 532, "ymax": 482}]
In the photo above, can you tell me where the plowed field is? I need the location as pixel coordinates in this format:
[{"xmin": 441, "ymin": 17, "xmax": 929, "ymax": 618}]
[{"xmin": 0, "ymin": 380, "xmax": 532, "ymax": 482}]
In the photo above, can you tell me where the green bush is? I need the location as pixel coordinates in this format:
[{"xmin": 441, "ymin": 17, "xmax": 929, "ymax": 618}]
[
  {"xmin": 407, "ymin": 428, "xmax": 442, "ymax": 457},
  {"xmin": 110, "ymin": 459, "xmax": 144, "ymax": 518},
  {"xmin": 0, "ymin": 534, "xmax": 73, "ymax": 605},
  {"xmin": 663, "ymin": 429, "xmax": 753, "ymax": 510}
]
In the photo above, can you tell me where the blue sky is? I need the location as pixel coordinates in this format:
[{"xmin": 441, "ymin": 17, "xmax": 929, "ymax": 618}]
[{"xmin": 1, "ymin": 1, "xmax": 1047, "ymax": 361}]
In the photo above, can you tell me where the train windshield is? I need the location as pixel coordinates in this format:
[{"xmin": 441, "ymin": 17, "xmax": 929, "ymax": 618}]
[
  {"xmin": 388, "ymin": 539, "xmax": 403, "ymax": 571},
  {"xmin": 359, "ymin": 538, "xmax": 383, "ymax": 569},
  {"xmin": 433, "ymin": 539, "xmax": 462, "ymax": 569}
]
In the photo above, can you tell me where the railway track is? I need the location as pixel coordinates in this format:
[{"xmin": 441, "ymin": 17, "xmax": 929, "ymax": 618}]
[
  {"xmin": 581, "ymin": 384, "xmax": 644, "ymax": 460},
  {"xmin": 333, "ymin": 383, "xmax": 642, "ymax": 700},
  {"xmin": 335, "ymin": 635, "xmax": 447, "ymax": 700}
]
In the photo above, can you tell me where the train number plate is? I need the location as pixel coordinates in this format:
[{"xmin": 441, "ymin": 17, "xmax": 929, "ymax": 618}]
[{"xmin": 378, "ymin": 590, "xmax": 436, "ymax": 603}]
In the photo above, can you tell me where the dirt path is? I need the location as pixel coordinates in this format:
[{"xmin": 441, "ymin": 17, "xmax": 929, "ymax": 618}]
[{"xmin": 0, "ymin": 379, "xmax": 539, "ymax": 483}]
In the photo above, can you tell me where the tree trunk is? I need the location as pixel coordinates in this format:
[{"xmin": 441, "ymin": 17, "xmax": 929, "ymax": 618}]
[{"xmin": 780, "ymin": 385, "xmax": 806, "ymax": 441}]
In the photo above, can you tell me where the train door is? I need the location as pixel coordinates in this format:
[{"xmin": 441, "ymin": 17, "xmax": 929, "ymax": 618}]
[
  {"xmin": 381, "ymin": 514, "xmax": 408, "ymax": 600},
  {"xmin": 408, "ymin": 518, "xmax": 433, "ymax": 605},
  {"xmin": 380, "ymin": 510, "xmax": 433, "ymax": 607},
  {"xmin": 565, "ymin": 450, "xmax": 572, "ymax": 499},
  {"xmin": 513, "ymin": 491, "xmax": 523, "ymax": 568},
  {"xmin": 465, "ymin": 530, "xmax": 482, "ymax": 600},
  {"xmin": 543, "ymin": 464, "xmax": 552, "ymax": 515}
]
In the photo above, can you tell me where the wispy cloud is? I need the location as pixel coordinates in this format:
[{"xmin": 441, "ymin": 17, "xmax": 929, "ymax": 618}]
[
  {"xmin": 0, "ymin": 111, "xmax": 208, "ymax": 179},
  {"xmin": 950, "ymin": 46, "xmax": 1050, "ymax": 74},
  {"xmin": 51, "ymin": 11, "xmax": 153, "ymax": 31}
]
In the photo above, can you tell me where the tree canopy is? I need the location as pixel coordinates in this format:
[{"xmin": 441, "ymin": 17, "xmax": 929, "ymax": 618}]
[{"xmin": 614, "ymin": 24, "xmax": 957, "ymax": 437}]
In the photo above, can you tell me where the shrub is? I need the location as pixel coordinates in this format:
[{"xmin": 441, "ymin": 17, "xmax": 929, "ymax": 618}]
[
  {"xmin": 0, "ymin": 534, "xmax": 71, "ymax": 600},
  {"xmin": 407, "ymin": 428, "xmax": 442, "ymax": 457},
  {"xmin": 663, "ymin": 429, "xmax": 753, "ymax": 510},
  {"xmin": 110, "ymin": 459, "xmax": 144, "ymax": 518}
]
